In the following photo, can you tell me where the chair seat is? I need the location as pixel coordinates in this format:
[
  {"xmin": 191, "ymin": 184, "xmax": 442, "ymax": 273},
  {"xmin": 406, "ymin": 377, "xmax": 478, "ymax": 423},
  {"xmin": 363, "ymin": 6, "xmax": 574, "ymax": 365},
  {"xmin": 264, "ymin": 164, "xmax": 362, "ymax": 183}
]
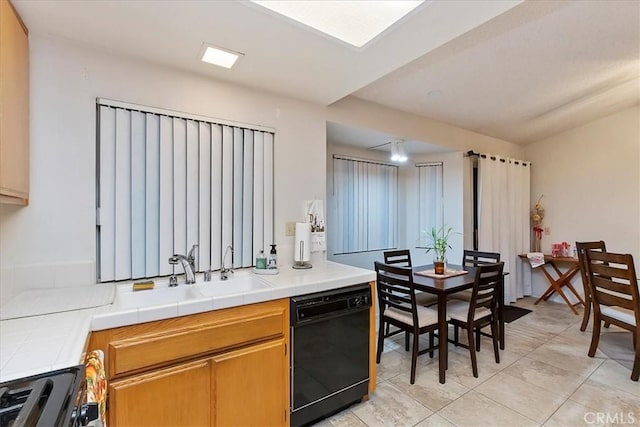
[
  {"xmin": 415, "ymin": 291, "xmax": 438, "ymax": 306},
  {"xmin": 601, "ymin": 306, "xmax": 636, "ymax": 326},
  {"xmin": 447, "ymin": 300, "xmax": 491, "ymax": 322},
  {"xmin": 384, "ymin": 305, "xmax": 438, "ymax": 328}
]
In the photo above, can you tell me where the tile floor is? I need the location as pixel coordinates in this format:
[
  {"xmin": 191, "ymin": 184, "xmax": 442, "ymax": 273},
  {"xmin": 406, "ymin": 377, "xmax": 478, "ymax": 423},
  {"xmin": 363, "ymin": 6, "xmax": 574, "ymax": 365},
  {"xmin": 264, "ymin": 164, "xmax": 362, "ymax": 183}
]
[{"xmin": 315, "ymin": 298, "xmax": 640, "ymax": 427}]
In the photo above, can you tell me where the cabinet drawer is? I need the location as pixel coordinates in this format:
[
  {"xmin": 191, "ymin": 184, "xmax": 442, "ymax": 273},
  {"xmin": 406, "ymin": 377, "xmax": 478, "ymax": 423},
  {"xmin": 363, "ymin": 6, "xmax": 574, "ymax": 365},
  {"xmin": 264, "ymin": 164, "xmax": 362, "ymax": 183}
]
[{"xmin": 108, "ymin": 308, "xmax": 284, "ymax": 377}]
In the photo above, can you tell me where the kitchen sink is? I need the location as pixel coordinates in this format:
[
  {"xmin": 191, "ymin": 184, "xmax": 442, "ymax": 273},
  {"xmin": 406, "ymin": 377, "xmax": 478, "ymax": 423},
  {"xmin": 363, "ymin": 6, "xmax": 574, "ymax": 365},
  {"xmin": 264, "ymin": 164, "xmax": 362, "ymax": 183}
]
[
  {"xmin": 113, "ymin": 283, "xmax": 203, "ymax": 309},
  {"xmin": 194, "ymin": 272, "xmax": 271, "ymax": 297}
]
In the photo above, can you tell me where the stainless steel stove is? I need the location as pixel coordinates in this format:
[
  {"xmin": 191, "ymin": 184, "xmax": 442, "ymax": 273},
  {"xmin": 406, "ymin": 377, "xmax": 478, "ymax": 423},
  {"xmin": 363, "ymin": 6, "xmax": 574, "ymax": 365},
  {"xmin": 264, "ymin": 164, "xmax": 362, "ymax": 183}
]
[{"xmin": 0, "ymin": 365, "xmax": 97, "ymax": 427}]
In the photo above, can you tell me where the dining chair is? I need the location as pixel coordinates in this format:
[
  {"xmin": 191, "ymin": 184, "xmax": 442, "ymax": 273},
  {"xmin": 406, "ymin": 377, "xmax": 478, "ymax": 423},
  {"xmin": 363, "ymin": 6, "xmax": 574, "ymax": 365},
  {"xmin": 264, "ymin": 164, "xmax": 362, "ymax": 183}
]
[
  {"xmin": 575, "ymin": 240, "xmax": 607, "ymax": 331},
  {"xmin": 446, "ymin": 262, "xmax": 504, "ymax": 378},
  {"xmin": 374, "ymin": 261, "xmax": 439, "ymax": 384},
  {"xmin": 450, "ymin": 250, "xmax": 501, "ymax": 302},
  {"xmin": 463, "ymin": 250, "xmax": 502, "ymax": 267},
  {"xmin": 383, "ymin": 250, "xmax": 438, "ymax": 307},
  {"xmin": 584, "ymin": 250, "xmax": 639, "ymax": 381}
]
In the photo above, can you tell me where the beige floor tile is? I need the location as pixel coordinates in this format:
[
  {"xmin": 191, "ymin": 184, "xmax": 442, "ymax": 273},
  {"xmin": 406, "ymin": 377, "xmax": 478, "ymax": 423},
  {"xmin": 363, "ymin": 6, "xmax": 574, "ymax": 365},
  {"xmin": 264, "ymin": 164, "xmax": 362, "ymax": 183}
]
[
  {"xmin": 350, "ymin": 381, "xmax": 432, "ymax": 427},
  {"xmin": 437, "ymin": 390, "xmax": 538, "ymax": 427},
  {"xmin": 588, "ymin": 359, "xmax": 640, "ymax": 398},
  {"xmin": 414, "ymin": 413, "xmax": 458, "ymax": 427},
  {"xmin": 387, "ymin": 364, "xmax": 470, "ymax": 412},
  {"xmin": 500, "ymin": 332, "xmax": 546, "ymax": 357},
  {"xmin": 314, "ymin": 411, "xmax": 368, "ymax": 427},
  {"xmin": 502, "ymin": 356, "xmax": 588, "ymax": 398},
  {"xmin": 569, "ymin": 379, "xmax": 640, "ymax": 425},
  {"xmin": 527, "ymin": 341, "xmax": 605, "ymax": 377},
  {"xmin": 474, "ymin": 372, "xmax": 566, "ymax": 423},
  {"xmin": 543, "ymin": 399, "xmax": 607, "ymax": 427},
  {"xmin": 376, "ymin": 348, "xmax": 414, "ymax": 381}
]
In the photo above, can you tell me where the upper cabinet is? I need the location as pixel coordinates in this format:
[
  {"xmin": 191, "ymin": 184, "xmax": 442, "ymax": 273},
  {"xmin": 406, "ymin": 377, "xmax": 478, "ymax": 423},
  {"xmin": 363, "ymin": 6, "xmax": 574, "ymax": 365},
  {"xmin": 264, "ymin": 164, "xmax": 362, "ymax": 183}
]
[{"xmin": 0, "ymin": 0, "xmax": 29, "ymax": 205}]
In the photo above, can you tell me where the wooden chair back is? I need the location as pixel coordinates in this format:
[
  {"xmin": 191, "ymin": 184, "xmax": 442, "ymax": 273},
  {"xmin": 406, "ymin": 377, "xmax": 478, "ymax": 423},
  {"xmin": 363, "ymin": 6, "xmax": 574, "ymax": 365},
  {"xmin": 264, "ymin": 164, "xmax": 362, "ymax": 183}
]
[
  {"xmin": 462, "ymin": 250, "xmax": 500, "ymax": 267},
  {"xmin": 585, "ymin": 251, "xmax": 640, "ymax": 325},
  {"xmin": 584, "ymin": 250, "xmax": 640, "ymax": 381},
  {"xmin": 374, "ymin": 261, "xmax": 418, "ymax": 325},
  {"xmin": 383, "ymin": 249, "xmax": 412, "ymax": 268},
  {"xmin": 468, "ymin": 262, "xmax": 504, "ymax": 323},
  {"xmin": 576, "ymin": 240, "xmax": 607, "ymax": 291},
  {"xmin": 576, "ymin": 241, "xmax": 607, "ymax": 331}
]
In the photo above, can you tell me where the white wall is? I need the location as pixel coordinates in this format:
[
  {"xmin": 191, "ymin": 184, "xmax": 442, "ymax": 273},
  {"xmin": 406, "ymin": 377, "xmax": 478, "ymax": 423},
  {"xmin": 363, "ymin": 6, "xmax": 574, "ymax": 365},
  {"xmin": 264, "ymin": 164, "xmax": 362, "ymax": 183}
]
[
  {"xmin": 524, "ymin": 105, "xmax": 640, "ymax": 299},
  {"xmin": 0, "ymin": 35, "xmax": 526, "ymax": 301},
  {"xmin": 0, "ymin": 35, "xmax": 326, "ymax": 301}
]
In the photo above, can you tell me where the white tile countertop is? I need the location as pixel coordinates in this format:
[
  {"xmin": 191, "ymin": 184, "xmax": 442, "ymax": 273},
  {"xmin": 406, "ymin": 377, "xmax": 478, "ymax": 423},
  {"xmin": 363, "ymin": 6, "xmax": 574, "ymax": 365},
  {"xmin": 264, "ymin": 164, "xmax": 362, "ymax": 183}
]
[{"xmin": 0, "ymin": 260, "xmax": 375, "ymax": 382}]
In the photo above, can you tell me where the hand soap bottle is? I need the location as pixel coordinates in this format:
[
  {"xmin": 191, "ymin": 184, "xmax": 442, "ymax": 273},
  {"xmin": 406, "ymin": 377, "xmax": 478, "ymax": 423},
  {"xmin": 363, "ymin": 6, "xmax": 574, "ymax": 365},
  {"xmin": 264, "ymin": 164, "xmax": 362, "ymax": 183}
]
[
  {"xmin": 268, "ymin": 244, "xmax": 278, "ymax": 270},
  {"xmin": 256, "ymin": 250, "xmax": 267, "ymax": 269}
]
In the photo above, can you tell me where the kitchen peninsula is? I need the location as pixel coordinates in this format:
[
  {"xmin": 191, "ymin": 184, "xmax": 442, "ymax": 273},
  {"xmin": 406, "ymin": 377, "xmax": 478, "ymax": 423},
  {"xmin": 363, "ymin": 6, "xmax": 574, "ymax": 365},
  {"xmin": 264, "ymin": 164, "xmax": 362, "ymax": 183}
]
[{"xmin": 0, "ymin": 261, "xmax": 376, "ymax": 425}]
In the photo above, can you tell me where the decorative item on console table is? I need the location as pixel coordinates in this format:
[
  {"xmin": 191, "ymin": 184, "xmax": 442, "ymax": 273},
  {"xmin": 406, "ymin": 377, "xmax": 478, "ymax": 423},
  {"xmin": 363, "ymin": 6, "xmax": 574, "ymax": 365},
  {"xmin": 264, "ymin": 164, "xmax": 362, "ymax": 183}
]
[
  {"xmin": 424, "ymin": 225, "xmax": 454, "ymax": 275},
  {"xmin": 531, "ymin": 194, "xmax": 545, "ymax": 252}
]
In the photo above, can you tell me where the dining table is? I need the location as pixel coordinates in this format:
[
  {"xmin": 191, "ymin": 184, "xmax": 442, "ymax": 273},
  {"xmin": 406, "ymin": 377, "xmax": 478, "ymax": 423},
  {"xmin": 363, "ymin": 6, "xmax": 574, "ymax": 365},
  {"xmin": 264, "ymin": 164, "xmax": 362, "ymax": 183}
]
[{"xmin": 411, "ymin": 264, "xmax": 505, "ymax": 384}]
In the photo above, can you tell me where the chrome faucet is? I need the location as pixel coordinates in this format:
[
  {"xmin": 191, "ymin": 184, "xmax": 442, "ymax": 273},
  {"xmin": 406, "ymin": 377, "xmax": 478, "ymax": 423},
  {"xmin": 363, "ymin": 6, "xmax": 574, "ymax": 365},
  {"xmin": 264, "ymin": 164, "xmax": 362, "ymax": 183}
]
[
  {"xmin": 220, "ymin": 245, "xmax": 234, "ymax": 280},
  {"xmin": 168, "ymin": 244, "xmax": 198, "ymax": 285}
]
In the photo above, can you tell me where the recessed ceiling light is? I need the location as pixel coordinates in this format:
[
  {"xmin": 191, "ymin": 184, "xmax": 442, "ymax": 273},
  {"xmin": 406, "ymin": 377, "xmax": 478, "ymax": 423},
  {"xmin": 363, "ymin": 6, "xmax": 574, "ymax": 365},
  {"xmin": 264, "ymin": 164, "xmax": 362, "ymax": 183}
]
[
  {"xmin": 251, "ymin": 0, "xmax": 425, "ymax": 48},
  {"xmin": 200, "ymin": 44, "xmax": 244, "ymax": 69}
]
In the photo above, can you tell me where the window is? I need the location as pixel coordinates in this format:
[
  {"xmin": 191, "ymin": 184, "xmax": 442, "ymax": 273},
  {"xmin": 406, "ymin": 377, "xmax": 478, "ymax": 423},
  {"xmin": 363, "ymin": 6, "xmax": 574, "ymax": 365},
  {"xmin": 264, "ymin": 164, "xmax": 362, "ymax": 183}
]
[
  {"xmin": 332, "ymin": 155, "xmax": 398, "ymax": 254},
  {"xmin": 416, "ymin": 162, "xmax": 443, "ymax": 247},
  {"xmin": 96, "ymin": 99, "xmax": 274, "ymax": 282}
]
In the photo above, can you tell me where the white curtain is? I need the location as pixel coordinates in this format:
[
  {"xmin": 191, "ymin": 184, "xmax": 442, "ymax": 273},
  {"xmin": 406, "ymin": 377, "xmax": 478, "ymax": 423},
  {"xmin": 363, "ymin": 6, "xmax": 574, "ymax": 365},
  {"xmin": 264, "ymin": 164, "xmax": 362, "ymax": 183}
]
[
  {"xmin": 97, "ymin": 100, "xmax": 274, "ymax": 282},
  {"xmin": 477, "ymin": 155, "xmax": 531, "ymax": 303},
  {"xmin": 333, "ymin": 156, "xmax": 397, "ymax": 254},
  {"xmin": 417, "ymin": 163, "xmax": 444, "ymax": 247}
]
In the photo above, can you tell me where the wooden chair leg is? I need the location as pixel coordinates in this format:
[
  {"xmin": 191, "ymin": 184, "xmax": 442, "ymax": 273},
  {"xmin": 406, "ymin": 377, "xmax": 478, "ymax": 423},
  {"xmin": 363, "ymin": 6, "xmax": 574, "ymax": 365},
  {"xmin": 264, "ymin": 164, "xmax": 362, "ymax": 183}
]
[
  {"xmin": 468, "ymin": 327, "xmax": 478, "ymax": 378},
  {"xmin": 588, "ymin": 317, "xmax": 601, "ymax": 357},
  {"xmin": 453, "ymin": 324, "xmax": 459, "ymax": 346},
  {"xmin": 405, "ymin": 331, "xmax": 410, "ymax": 352},
  {"xmin": 410, "ymin": 329, "xmax": 419, "ymax": 384},
  {"xmin": 632, "ymin": 330, "xmax": 640, "ymax": 381},
  {"xmin": 579, "ymin": 292, "xmax": 591, "ymax": 332},
  {"xmin": 429, "ymin": 332, "xmax": 434, "ymax": 358},
  {"xmin": 475, "ymin": 326, "xmax": 481, "ymax": 351},
  {"xmin": 490, "ymin": 319, "xmax": 500, "ymax": 364},
  {"xmin": 376, "ymin": 318, "xmax": 385, "ymax": 363}
]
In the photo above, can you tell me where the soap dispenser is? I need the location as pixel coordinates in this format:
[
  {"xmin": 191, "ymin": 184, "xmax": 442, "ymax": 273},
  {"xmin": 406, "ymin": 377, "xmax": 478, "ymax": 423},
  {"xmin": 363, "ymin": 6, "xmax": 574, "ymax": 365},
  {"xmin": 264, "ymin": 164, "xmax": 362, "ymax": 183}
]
[
  {"xmin": 268, "ymin": 244, "xmax": 278, "ymax": 269},
  {"xmin": 256, "ymin": 250, "xmax": 267, "ymax": 269}
]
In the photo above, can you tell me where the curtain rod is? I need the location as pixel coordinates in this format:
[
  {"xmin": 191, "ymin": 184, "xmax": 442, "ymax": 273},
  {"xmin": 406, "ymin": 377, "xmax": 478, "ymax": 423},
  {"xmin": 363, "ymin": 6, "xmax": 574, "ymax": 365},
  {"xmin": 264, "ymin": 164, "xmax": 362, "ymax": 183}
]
[
  {"xmin": 466, "ymin": 150, "xmax": 530, "ymax": 166},
  {"xmin": 332, "ymin": 154, "xmax": 399, "ymax": 168}
]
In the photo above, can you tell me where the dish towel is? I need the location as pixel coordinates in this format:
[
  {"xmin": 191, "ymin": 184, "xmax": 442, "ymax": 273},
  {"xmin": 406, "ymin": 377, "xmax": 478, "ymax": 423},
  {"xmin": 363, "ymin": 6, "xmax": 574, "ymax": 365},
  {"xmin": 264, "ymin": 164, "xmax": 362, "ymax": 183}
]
[
  {"xmin": 527, "ymin": 252, "xmax": 545, "ymax": 268},
  {"xmin": 86, "ymin": 349, "xmax": 107, "ymax": 427}
]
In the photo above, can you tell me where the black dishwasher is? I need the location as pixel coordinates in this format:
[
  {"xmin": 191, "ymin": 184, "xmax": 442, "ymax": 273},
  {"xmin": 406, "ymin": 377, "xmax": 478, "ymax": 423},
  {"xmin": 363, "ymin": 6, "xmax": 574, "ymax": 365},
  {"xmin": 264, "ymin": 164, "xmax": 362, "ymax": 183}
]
[{"xmin": 290, "ymin": 283, "xmax": 371, "ymax": 426}]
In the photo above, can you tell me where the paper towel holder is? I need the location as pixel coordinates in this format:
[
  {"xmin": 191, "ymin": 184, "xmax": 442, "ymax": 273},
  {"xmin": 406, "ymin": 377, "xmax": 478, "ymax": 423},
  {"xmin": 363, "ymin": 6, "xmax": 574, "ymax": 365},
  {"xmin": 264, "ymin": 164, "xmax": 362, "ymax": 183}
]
[
  {"xmin": 293, "ymin": 222, "xmax": 312, "ymax": 269},
  {"xmin": 292, "ymin": 241, "xmax": 312, "ymax": 269}
]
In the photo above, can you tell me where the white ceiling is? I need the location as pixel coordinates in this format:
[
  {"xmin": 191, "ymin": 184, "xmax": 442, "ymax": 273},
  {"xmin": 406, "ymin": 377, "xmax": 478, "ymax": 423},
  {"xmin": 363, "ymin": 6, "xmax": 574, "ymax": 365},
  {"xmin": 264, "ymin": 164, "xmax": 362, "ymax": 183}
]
[{"xmin": 13, "ymin": 0, "xmax": 640, "ymax": 150}]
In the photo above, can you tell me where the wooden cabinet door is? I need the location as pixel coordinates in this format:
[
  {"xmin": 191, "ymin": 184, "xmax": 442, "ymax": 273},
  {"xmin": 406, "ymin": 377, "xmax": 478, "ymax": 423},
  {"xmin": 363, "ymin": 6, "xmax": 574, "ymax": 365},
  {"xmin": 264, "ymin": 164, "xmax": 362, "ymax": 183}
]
[
  {"xmin": 109, "ymin": 359, "xmax": 212, "ymax": 427},
  {"xmin": 0, "ymin": 0, "xmax": 29, "ymax": 204},
  {"xmin": 212, "ymin": 340, "xmax": 288, "ymax": 427}
]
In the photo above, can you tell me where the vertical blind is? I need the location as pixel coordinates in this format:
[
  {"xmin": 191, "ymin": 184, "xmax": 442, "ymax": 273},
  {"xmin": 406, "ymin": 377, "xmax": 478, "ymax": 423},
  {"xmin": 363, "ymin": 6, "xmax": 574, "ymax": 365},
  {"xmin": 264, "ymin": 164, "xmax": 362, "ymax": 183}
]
[
  {"xmin": 417, "ymin": 163, "xmax": 443, "ymax": 247},
  {"xmin": 333, "ymin": 156, "xmax": 397, "ymax": 254},
  {"xmin": 97, "ymin": 99, "xmax": 274, "ymax": 282}
]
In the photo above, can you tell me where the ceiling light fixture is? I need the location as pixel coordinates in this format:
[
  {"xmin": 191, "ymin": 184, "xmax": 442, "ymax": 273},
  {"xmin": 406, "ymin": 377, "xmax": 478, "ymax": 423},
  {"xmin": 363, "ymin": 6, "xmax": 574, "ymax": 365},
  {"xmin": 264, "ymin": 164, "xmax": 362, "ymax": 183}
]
[
  {"xmin": 200, "ymin": 44, "xmax": 244, "ymax": 69},
  {"xmin": 251, "ymin": 0, "xmax": 425, "ymax": 48},
  {"xmin": 390, "ymin": 140, "xmax": 408, "ymax": 163}
]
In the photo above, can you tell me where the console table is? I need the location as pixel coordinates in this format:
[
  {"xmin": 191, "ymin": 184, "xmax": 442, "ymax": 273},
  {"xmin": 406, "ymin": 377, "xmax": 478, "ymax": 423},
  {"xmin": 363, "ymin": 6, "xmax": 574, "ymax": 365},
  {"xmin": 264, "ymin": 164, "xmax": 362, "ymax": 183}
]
[{"xmin": 519, "ymin": 254, "xmax": 585, "ymax": 314}]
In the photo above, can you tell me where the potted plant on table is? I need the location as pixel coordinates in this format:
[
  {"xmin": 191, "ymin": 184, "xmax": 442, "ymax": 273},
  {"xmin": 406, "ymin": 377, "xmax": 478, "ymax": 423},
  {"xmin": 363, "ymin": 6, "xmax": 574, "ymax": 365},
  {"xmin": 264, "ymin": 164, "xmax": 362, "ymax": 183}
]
[{"xmin": 425, "ymin": 225, "xmax": 454, "ymax": 274}]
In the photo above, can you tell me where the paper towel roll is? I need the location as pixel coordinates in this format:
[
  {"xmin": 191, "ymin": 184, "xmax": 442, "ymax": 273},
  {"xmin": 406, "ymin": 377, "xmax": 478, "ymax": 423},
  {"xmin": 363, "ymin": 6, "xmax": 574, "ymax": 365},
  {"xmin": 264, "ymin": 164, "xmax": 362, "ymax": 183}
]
[{"xmin": 294, "ymin": 222, "xmax": 312, "ymax": 262}]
